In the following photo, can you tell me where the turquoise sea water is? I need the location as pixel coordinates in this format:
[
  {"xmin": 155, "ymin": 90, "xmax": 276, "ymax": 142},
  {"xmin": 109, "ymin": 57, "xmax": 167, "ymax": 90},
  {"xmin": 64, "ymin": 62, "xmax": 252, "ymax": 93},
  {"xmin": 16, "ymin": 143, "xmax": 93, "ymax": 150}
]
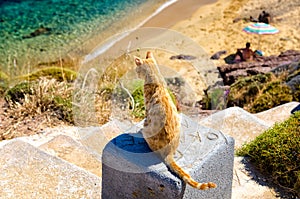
[{"xmin": 0, "ymin": 0, "xmax": 169, "ymax": 74}]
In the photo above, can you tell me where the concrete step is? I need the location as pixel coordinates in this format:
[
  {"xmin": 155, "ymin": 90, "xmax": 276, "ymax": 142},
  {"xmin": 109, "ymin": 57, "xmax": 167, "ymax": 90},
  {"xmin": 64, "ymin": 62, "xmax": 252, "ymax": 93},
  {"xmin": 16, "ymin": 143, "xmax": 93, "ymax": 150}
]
[
  {"xmin": 0, "ymin": 140, "xmax": 101, "ymax": 198},
  {"xmin": 39, "ymin": 134, "xmax": 102, "ymax": 177},
  {"xmin": 200, "ymin": 106, "xmax": 270, "ymax": 148}
]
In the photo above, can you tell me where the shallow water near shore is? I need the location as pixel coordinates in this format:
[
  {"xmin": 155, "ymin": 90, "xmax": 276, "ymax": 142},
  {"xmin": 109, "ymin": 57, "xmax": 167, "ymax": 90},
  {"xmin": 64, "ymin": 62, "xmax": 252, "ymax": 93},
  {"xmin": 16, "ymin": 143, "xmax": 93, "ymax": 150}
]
[{"xmin": 0, "ymin": 0, "xmax": 171, "ymax": 75}]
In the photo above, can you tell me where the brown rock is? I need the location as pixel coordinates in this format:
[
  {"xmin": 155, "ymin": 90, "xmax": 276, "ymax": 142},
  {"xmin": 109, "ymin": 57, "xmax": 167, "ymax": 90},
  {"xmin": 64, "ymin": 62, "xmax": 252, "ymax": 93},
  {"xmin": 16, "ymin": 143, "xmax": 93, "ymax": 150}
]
[{"xmin": 218, "ymin": 50, "xmax": 300, "ymax": 85}]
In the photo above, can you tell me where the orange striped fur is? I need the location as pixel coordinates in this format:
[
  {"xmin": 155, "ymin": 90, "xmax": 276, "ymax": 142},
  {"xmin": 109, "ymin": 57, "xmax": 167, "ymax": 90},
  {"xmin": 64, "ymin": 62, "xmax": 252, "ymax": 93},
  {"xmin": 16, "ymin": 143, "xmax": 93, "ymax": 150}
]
[{"xmin": 134, "ymin": 51, "xmax": 216, "ymax": 190}]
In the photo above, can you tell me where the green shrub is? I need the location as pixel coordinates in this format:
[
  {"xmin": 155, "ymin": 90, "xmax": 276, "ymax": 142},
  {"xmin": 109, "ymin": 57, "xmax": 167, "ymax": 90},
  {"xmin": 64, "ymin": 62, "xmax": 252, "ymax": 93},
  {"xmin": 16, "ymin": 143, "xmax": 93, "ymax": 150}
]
[
  {"xmin": 250, "ymin": 81, "xmax": 293, "ymax": 113},
  {"xmin": 225, "ymin": 73, "xmax": 296, "ymax": 113},
  {"xmin": 227, "ymin": 73, "xmax": 272, "ymax": 108},
  {"xmin": 201, "ymin": 87, "xmax": 227, "ymax": 110},
  {"xmin": 53, "ymin": 95, "xmax": 73, "ymax": 123},
  {"xmin": 5, "ymin": 78, "xmax": 74, "ymax": 124},
  {"xmin": 233, "ymin": 73, "xmax": 272, "ymax": 90},
  {"xmin": 131, "ymin": 85, "xmax": 145, "ymax": 118},
  {"xmin": 4, "ymin": 81, "xmax": 33, "ymax": 104},
  {"xmin": 237, "ymin": 112, "xmax": 300, "ymax": 197},
  {"xmin": 18, "ymin": 67, "xmax": 78, "ymax": 82},
  {"xmin": 0, "ymin": 71, "xmax": 9, "ymax": 81},
  {"xmin": 0, "ymin": 71, "xmax": 9, "ymax": 95},
  {"xmin": 293, "ymin": 85, "xmax": 300, "ymax": 101}
]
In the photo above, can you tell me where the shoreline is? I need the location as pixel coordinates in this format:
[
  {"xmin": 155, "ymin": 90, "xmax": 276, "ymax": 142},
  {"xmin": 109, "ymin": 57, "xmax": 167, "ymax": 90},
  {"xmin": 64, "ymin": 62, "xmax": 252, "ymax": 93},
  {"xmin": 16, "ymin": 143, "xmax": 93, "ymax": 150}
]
[
  {"xmin": 81, "ymin": 0, "xmax": 217, "ymax": 64},
  {"xmin": 2, "ymin": 0, "xmax": 299, "ymax": 75},
  {"xmin": 142, "ymin": 0, "xmax": 217, "ymax": 28},
  {"xmin": 0, "ymin": 0, "xmax": 176, "ymax": 73}
]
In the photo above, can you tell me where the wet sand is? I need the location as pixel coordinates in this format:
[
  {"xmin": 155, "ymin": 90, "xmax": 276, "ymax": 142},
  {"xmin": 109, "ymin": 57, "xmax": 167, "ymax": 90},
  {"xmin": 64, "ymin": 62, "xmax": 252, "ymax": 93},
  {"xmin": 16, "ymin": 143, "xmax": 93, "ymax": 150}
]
[
  {"xmin": 81, "ymin": 0, "xmax": 217, "ymax": 63},
  {"xmin": 142, "ymin": 0, "xmax": 216, "ymax": 28}
]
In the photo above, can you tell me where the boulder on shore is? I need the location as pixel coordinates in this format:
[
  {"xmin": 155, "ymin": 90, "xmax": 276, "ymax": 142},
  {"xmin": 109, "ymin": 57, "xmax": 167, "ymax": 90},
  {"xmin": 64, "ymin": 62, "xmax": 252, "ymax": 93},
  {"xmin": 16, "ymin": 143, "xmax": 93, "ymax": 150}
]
[{"xmin": 217, "ymin": 50, "xmax": 300, "ymax": 85}]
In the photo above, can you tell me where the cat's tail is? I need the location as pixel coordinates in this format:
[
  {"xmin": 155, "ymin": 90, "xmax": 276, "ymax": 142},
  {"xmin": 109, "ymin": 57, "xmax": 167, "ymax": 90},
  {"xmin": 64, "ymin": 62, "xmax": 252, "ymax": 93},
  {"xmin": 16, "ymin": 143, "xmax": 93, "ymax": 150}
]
[{"xmin": 168, "ymin": 158, "xmax": 217, "ymax": 190}]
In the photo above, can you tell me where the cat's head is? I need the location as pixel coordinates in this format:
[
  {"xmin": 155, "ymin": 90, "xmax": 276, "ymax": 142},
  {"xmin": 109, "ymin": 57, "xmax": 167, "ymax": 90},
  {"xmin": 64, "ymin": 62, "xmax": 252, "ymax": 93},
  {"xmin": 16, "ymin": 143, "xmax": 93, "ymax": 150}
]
[{"xmin": 134, "ymin": 51, "xmax": 158, "ymax": 79}]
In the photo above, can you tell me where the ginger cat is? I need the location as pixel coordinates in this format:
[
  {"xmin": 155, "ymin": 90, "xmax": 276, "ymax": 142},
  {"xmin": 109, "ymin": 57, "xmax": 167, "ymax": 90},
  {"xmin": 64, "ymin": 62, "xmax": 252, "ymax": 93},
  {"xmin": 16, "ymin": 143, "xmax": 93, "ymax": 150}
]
[{"xmin": 134, "ymin": 51, "xmax": 216, "ymax": 190}]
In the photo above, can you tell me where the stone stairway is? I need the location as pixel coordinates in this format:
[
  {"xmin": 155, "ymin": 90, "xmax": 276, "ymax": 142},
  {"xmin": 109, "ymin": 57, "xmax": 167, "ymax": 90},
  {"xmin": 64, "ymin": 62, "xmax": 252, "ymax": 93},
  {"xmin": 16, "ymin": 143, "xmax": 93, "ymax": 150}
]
[
  {"xmin": 0, "ymin": 139, "xmax": 101, "ymax": 198},
  {"xmin": 0, "ymin": 119, "xmax": 130, "ymax": 199},
  {"xmin": 0, "ymin": 101, "xmax": 298, "ymax": 198},
  {"xmin": 0, "ymin": 135, "xmax": 101, "ymax": 198}
]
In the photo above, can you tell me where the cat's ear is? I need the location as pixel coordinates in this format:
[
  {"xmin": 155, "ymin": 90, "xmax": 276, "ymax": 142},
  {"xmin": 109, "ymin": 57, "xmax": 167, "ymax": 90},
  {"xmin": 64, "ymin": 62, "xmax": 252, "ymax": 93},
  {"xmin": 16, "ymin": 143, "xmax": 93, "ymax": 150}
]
[
  {"xmin": 146, "ymin": 51, "xmax": 154, "ymax": 59},
  {"xmin": 134, "ymin": 56, "xmax": 143, "ymax": 66}
]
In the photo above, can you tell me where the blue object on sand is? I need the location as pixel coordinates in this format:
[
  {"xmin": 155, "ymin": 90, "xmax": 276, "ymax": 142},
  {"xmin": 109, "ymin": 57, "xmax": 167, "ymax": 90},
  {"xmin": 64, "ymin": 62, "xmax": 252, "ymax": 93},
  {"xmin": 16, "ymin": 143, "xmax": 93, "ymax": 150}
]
[{"xmin": 255, "ymin": 50, "xmax": 263, "ymax": 56}]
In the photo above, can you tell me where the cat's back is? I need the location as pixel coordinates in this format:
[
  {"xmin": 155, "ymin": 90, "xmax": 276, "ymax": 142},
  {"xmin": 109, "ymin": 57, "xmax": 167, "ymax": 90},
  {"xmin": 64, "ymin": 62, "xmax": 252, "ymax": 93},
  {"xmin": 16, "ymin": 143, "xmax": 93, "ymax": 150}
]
[
  {"xmin": 144, "ymin": 82, "xmax": 180, "ymax": 153},
  {"xmin": 135, "ymin": 51, "xmax": 180, "ymax": 153}
]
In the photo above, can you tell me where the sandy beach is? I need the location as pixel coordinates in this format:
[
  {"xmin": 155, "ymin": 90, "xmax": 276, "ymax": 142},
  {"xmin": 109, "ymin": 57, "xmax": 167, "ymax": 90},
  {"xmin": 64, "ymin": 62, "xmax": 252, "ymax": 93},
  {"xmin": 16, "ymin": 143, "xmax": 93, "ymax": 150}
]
[
  {"xmin": 79, "ymin": 0, "xmax": 300, "ymax": 119},
  {"xmin": 85, "ymin": 0, "xmax": 300, "ymax": 83},
  {"xmin": 121, "ymin": 0, "xmax": 300, "ymax": 67},
  {"xmin": 142, "ymin": 0, "xmax": 217, "ymax": 28},
  {"xmin": 168, "ymin": 0, "xmax": 299, "ymax": 61}
]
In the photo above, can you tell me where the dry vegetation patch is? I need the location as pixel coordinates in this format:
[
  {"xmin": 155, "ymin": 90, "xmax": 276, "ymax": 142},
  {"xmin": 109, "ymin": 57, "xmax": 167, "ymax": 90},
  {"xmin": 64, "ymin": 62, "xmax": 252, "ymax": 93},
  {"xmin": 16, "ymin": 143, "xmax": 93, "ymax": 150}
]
[{"xmin": 1, "ymin": 77, "xmax": 74, "ymax": 140}]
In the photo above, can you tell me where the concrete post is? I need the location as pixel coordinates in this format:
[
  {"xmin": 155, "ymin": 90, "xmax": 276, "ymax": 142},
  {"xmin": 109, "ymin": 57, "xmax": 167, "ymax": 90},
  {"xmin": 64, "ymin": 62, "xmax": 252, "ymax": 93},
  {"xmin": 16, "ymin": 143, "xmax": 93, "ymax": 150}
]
[{"xmin": 102, "ymin": 114, "xmax": 234, "ymax": 199}]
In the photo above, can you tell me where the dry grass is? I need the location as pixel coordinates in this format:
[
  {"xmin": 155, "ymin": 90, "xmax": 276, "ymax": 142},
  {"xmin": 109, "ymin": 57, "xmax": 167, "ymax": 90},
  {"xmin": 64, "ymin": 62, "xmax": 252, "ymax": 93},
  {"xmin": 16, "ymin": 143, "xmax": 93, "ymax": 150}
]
[
  {"xmin": 0, "ymin": 77, "xmax": 74, "ymax": 140},
  {"xmin": 73, "ymin": 54, "xmax": 134, "ymax": 126}
]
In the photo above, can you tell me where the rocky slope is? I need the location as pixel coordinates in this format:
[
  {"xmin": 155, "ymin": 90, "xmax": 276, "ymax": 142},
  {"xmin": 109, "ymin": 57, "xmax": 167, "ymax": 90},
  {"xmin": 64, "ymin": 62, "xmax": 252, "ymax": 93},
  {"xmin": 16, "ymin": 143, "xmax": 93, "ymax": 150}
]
[{"xmin": 217, "ymin": 50, "xmax": 300, "ymax": 85}]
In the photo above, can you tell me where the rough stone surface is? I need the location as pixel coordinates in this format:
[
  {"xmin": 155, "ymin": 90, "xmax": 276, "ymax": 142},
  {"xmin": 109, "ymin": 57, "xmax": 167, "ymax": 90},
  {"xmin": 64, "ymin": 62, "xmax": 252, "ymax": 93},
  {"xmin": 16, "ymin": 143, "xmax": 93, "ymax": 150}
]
[
  {"xmin": 200, "ymin": 107, "xmax": 269, "ymax": 148},
  {"xmin": 102, "ymin": 114, "xmax": 235, "ymax": 199},
  {"xmin": 254, "ymin": 101, "xmax": 299, "ymax": 126},
  {"xmin": 40, "ymin": 134, "xmax": 102, "ymax": 177},
  {"xmin": 169, "ymin": 54, "xmax": 197, "ymax": 60},
  {"xmin": 217, "ymin": 50, "xmax": 300, "ymax": 85},
  {"xmin": 0, "ymin": 140, "xmax": 101, "ymax": 199},
  {"xmin": 78, "ymin": 119, "xmax": 129, "ymax": 157},
  {"xmin": 199, "ymin": 102, "xmax": 299, "ymax": 148},
  {"xmin": 286, "ymin": 75, "xmax": 300, "ymax": 91},
  {"xmin": 183, "ymin": 135, "xmax": 234, "ymax": 199},
  {"xmin": 210, "ymin": 50, "xmax": 227, "ymax": 60},
  {"xmin": 232, "ymin": 157, "xmax": 277, "ymax": 199}
]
